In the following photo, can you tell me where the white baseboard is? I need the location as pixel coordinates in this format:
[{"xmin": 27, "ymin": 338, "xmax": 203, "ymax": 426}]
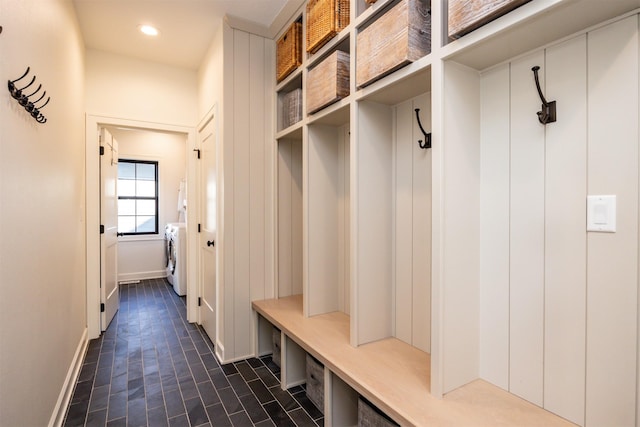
[
  {"xmin": 214, "ymin": 341, "xmax": 255, "ymax": 365},
  {"xmin": 118, "ymin": 270, "xmax": 167, "ymax": 283},
  {"xmin": 49, "ymin": 328, "xmax": 88, "ymax": 427},
  {"xmin": 215, "ymin": 340, "xmax": 225, "ymax": 363}
]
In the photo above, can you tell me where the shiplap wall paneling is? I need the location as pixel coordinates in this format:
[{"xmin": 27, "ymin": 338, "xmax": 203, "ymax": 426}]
[
  {"xmin": 220, "ymin": 28, "xmax": 273, "ymax": 361},
  {"xmin": 509, "ymin": 51, "xmax": 545, "ymax": 406},
  {"xmin": 306, "ymin": 124, "xmax": 343, "ymax": 317},
  {"xmin": 220, "ymin": 23, "xmax": 235, "ymax": 361},
  {"xmin": 543, "ymin": 34, "xmax": 587, "ymax": 426},
  {"xmin": 479, "ymin": 63, "xmax": 510, "ymax": 391},
  {"xmin": 233, "ymin": 29, "xmax": 252, "ymax": 359},
  {"xmin": 337, "ymin": 125, "xmax": 351, "ymax": 315},
  {"xmin": 277, "ymin": 138, "xmax": 303, "ymax": 298},
  {"xmin": 394, "ymin": 99, "xmax": 415, "ymax": 347},
  {"xmin": 353, "ymin": 100, "xmax": 393, "ymax": 346},
  {"xmin": 586, "ymin": 15, "xmax": 638, "ymax": 427},
  {"xmin": 393, "ymin": 93, "xmax": 431, "ymax": 353},
  {"xmin": 411, "ymin": 93, "xmax": 431, "ymax": 353},
  {"xmin": 441, "ymin": 61, "xmax": 481, "ymax": 393},
  {"xmin": 249, "ymin": 34, "xmax": 268, "ymax": 304}
]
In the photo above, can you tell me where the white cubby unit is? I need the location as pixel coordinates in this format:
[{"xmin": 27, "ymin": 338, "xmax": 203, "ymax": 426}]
[{"xmin": 254, "ymin": 0, "xmax": 640, "ymax": 425}]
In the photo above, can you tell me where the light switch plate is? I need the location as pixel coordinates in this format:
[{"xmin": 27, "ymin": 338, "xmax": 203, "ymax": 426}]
[{"xmin": 587, "ymin": 195, "xmax": 616, "ymax": 232}]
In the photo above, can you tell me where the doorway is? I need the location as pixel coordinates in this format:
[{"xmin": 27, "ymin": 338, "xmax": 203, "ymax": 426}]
[{"xmin": 86, "ymin": 115, "xmax": 198, "ymax": 339}]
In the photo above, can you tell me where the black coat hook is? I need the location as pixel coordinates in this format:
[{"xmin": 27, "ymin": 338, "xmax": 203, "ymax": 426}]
[
  {"xmin": 7, "ymin": 67, "xmax": 51, "ymax": 124},
  {"xmin": 531, "ymin": 66, "xmax": 556, "ymax": 124},
  {"xmin": 414, "ymin": 108, "xmax": 431, "ymax": 149}
]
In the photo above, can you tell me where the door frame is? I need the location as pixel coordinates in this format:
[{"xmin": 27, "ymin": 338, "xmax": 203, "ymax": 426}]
[{"xmin": 86, "ymin": 114, "xmax": 198, "ymax": 339}]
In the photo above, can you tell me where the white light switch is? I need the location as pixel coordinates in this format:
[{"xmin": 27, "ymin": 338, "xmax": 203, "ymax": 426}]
[{"xmin": 587, "ymin": 195, "xmax": 616, "ymax": 232}]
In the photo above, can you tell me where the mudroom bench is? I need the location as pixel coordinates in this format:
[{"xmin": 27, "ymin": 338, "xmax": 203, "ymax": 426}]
[{"xmin": 252, "ymin": 295, "xmax": 572, "ymax": 426}]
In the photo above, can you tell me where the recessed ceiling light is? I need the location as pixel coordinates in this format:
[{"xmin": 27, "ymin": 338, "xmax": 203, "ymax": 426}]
[{"xmin": 138, "ymin": 25, "xmax": 159, "ymax": 36}]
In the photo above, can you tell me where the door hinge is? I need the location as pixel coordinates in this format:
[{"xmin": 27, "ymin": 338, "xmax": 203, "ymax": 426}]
[
  {"xmin": 100, "ymin": 303, "xmax": 105, "ymax": 313},
  {"xmin": 100, "ymin": 224, "xmax": 105, "ymax": 234},
  {"xmin": 197, "ymin": 224, "xmax": 201, "ymax": 233},
  {"xmin": 198, "ymin": 297, "xmax": 202, "ymax": 307},
  {"xmin": 99, "ymin": 145, "xmax": 105, "ymax": 155},
  {"xmin": 193, "ymin": 148, "xmax": 201, "ymax": 159}
]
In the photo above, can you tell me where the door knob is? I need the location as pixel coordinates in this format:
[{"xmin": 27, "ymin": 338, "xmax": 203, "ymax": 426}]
[{"xmin": 207, "ymin": 240, "xmax": 215, "ymax": 247}]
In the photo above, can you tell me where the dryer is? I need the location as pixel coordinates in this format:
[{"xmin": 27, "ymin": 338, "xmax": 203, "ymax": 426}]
[{"xmin": 165, "ymin": 223, "xmax": 187, "ymax": 296}]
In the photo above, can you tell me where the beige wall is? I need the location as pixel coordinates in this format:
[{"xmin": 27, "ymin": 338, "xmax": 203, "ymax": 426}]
[
  {"xmin": 0, "ymin": 1, "xmax": 87, "ymax": 425},
  {"xmin": 85, "ymin": 49, "xmax": 198, "ymax": 127},
  {"xmin": 109, "ymin": 128, "xmax": 187, "ymax": 282}
]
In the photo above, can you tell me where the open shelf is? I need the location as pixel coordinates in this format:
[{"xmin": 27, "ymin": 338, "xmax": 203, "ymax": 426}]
[
  {"xmin": 355, "ymin": 58, "xmax": 431, "ymax": 105},
  {"xmin": 441, "ymin": 0, "xmax": 640, "ymax": 71}
]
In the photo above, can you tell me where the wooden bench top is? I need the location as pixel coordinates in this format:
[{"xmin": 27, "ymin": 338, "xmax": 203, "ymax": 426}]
[{"xmin": 253, "ymin": 295, "xmax": 574, "ymax": 427}]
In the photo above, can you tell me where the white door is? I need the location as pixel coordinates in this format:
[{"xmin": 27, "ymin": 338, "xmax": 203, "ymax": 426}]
[
  {"xmin": 100, "ymin": 128, "xmax": 119, "ymax": 330},
  {"xmin": 199, "ymin": 115, "xmax": 217, "ymax": 340}
]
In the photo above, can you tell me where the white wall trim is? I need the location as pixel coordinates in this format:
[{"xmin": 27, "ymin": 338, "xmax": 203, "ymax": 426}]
[
  {"xmin": 48, "ymin": 328, "xmax": 88, "ymax": 427},
  {"xmin": 86, "ymin": 114, "xmax": 197, "ymax": 339},
  {"xmin": 118, "ymin": 271, "xmax": 167, "ymax": 283}
]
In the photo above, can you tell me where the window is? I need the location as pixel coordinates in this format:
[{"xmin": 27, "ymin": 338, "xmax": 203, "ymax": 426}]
[{"xmin": 117, "ymin": 160, "xmax": 158, "ymax": 235}]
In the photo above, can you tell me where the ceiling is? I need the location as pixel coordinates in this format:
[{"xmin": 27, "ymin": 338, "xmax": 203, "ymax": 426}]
[{"xmin": 72, "ymin": 0, "xmax": 293, "ymax": 70}]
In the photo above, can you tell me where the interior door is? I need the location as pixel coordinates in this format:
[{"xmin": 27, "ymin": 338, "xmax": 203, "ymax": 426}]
[
  {"xmin": 199, "ymin": 115, "xmax": 217, "ymax": 341},
  {"xmin": 100, "ymin": 127, "xmax": 119, "ymax": 330}
]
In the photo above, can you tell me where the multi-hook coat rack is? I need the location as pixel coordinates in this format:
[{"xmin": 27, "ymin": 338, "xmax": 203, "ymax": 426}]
[
  {"xmin": 531, "ymin": 66, "xmax": 556, "ymax": 125},
  {"xmin": 414, "ymin": 108, "xmax": 431, "ymax": 149},
  {"xmin": 7, "ymin": 67, "xmax": 50, "ymax": 124}
]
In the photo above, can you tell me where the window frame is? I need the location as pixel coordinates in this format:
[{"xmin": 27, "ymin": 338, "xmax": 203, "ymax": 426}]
[{"xmin": 117, "ymin": 159, "xmax": 159, "ymax": 236}]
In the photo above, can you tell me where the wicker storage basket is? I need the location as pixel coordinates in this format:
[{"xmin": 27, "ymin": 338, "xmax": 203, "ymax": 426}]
[
  {"xmin": 358, "ymin": 397, "xmax": 399, "ymax": 426},
  {"xmin": 306, "ymin": 354, "xmax": 324, "ymax": 411},
  {"xmin": 277, "ymin": 21, "xmax": 302, "ymax": 82},
  {"xmin": 306, "ymin": 0, "xmax": 350, "ymax": 54},
  {"xmin": 448, "ymin": 0, "xmax": 531, "ymax": 39},
  {"xmin": 356, "ymin": 0, "xmax": 431, "ymax": 88},
  {"xmin": 306, "ymin": 50, "xmax": 350, "ymax": 114},
  {"xmin": 281, "ymin": 88, "xmax": 302, "ymax": 129}
]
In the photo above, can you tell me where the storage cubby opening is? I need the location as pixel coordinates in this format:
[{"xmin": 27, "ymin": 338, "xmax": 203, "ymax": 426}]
[
  {"xmin": 277, "ymin": 138, "xmax": 304, "ymax": 300},
  {"xmin": 277, "ymin": 75, "xmax": 303, "ymax": 132},
  {"xmin": 353, "ymin": 92, "xmax": 431, "ymax": 353},
  {"xmin": 327, "ymin": 372, "xmax": 358, "ymax": 426},
  {"xmin": 256, "ymin": 313, "xmax": 275, "ymax": 357},
  {"xmin": 282, "ymin": 334, "xmax": 307, "ymax": 389},
  {"xmin": 306, "ymin": 121, "xmax": 351, "ymax": 318}
]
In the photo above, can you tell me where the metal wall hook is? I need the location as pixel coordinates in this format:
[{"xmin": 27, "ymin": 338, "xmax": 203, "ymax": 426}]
[
  {"xmin": 10, "ymin": 75, "xmax": 36, "ymax": 99},
  {"xmin": 7, "ymin": 67, "xmax": 51, "ymax": 124},
  {"xmin": 25, "ymin": 90, "xmax": 46, "ymax": 112},
  {"xmin": 18, "ymin": 84, "xmax": 41, "ymax": 106},
  {"xmin": 531, "ymin": 66, "xmax": 556, "ymax": 124},
  {"xmin": 414, "ymin": 108, "xmax": 431, "ymax": 149}
]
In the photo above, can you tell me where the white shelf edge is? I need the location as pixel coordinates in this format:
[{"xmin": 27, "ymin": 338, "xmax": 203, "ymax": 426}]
[
  {"xmin": 276, "ymin": 122, "xmax": 304, "ymax": 140},
  {"xmin": 354, "ymin": 54, "xmax": 432, "ymax": 104},
  {"xmin": 306, "ymin": 96, "xmax": 352, "ymax": 126}
]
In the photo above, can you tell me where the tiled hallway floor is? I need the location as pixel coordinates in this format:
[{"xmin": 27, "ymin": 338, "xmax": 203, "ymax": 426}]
[{"xmin": 63, "ymin": 278, "xmax": 323, "ymax": 427}]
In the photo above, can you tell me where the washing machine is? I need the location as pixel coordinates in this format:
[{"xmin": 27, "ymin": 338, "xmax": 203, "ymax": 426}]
[{"xmin": 165, "ymin": 222, "xmax": 187, "ymax": 296}]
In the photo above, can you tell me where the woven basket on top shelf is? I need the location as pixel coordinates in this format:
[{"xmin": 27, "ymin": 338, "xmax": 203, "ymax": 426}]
[
  {"xmin": 306, "ymin": 0, "xmax": 350, "ymax": 54},
  {"xmin": 277, "ymin": 21, "xmax": 302, "ymax": 83}
]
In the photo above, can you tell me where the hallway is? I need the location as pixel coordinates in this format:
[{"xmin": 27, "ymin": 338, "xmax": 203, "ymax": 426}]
[{"xmin": 62, "ymin": 279, "xmax": 323, "ymax": 427}]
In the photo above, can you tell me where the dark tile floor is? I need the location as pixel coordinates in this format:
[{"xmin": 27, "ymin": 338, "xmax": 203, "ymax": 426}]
[{"xmin": 63, "ymin": 278, "xmax": 323, "ymax": 427}]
